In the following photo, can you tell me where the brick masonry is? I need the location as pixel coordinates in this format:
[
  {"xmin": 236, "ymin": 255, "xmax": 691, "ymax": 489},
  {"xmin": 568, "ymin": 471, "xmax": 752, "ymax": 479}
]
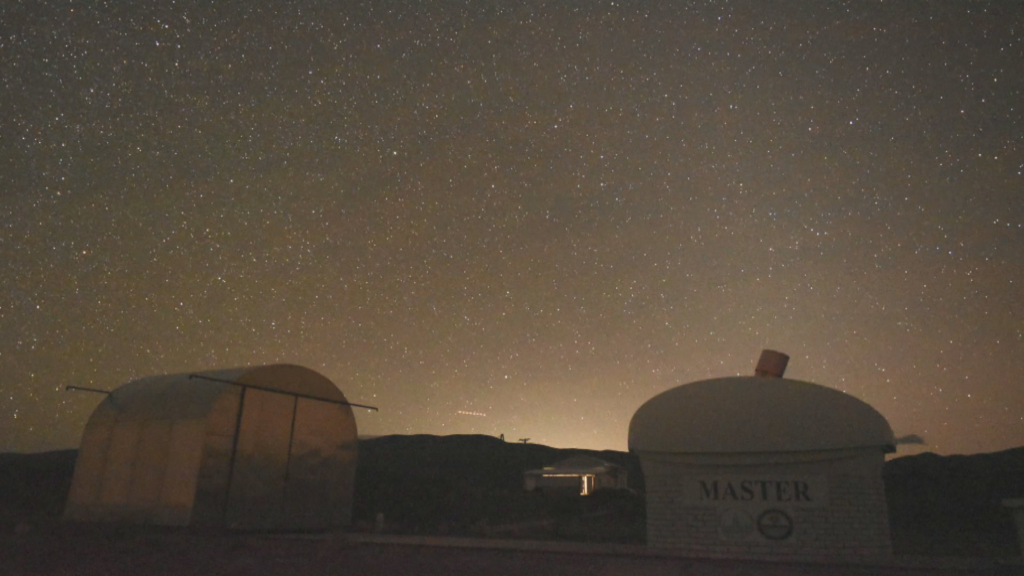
[{"xmin": 640, "ymin": 449, "xmax": 892, "ymax": 561}]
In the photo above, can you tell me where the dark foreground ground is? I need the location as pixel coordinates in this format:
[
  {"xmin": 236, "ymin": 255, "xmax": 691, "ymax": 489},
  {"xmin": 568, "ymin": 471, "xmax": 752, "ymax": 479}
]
[
  {"xmin": 4, "ymin": 525, "xmax": 1021, "ymax": 576},
  {"xmin": 3, "ymin": 434, "xmax": 1024, "ymax": 573}
]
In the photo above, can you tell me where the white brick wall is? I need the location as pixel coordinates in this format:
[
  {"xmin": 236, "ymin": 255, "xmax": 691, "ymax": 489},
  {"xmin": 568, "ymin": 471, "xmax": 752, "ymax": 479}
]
[{"xmin": 640, "ymin": 449, "xmax": 892, "ymax": 560}]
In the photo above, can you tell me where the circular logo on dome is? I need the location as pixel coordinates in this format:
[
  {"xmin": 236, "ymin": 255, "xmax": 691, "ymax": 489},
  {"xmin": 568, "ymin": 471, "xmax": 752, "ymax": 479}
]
[
  {"xmin": 718, "ymin": 509, "xmax": 755, "ymax": 540},
  {"xmin": 757, "ymin": 509, "xmax": 794, "ymax": 541}
]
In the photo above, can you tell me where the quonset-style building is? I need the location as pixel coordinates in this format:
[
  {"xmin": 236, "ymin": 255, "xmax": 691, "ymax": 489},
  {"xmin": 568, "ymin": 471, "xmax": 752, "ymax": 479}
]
[
  {"xmin": 629, "ymin": 351, "xmax": 896, "ymax": 561},
  {"xmin": 64, "ymin": 364, "xmax": 361, "ymax": 531}
]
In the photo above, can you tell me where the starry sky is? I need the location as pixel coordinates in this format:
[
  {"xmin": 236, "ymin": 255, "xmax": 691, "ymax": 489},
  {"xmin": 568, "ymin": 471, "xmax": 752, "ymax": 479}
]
[{"xmin": 2, "ymin": 1, "xmax": 1022, "ymax": 456}]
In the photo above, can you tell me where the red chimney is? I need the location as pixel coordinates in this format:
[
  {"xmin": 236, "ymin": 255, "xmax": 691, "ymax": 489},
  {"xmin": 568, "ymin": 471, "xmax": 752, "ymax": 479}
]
[{"xmin": 755, "ymin": 349, "xmax": 789, "ymax": 378}]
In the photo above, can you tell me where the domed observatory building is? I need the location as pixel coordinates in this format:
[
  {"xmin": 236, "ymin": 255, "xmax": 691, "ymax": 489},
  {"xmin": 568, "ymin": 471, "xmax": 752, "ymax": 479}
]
[
  {"xmin": 629, "ymin": 351, "xmax": 895, "ymax": 561},
  {"xmin": 64, "ymin": 364, "xmax": 365, "ymax": 531}
]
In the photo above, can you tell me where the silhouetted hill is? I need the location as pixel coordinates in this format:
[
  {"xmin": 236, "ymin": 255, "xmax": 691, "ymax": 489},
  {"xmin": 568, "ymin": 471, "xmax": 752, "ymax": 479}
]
[
  {"xmin": 0, "ymin": 450, "xmax": 76, "ymax": 530},
  {"xmin": 2, "ymin": 437, "xmax": 1022, "ymax": 557},
  {"xmin": 885, "ymin": 446, "xmax": 1024, "ymax": 557},
  {"xmin": 352, "ymin": 434, "xmax": 645, "ymax": 541}
]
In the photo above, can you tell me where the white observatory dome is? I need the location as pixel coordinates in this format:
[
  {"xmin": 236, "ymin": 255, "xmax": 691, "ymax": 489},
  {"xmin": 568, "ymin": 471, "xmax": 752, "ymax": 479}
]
[{"xmin": 628, "ymin": 376, "xmax": 896, "ymax": 455}]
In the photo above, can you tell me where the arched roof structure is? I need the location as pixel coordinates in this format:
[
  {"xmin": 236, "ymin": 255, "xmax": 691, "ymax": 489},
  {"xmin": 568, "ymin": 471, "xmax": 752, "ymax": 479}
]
[
  {"xmin": 628, "ymin": 376, "xmax": 895, "ymax": 454},
  {"xmin": 65, "ymin": 364, "xmax": 360, "ymax": 530}
]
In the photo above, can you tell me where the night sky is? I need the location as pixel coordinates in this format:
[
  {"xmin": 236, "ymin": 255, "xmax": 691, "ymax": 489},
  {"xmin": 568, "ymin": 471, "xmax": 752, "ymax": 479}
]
[{"xmin": 2, "ymin": 1, "xmax": 1022, "ymax": 456}]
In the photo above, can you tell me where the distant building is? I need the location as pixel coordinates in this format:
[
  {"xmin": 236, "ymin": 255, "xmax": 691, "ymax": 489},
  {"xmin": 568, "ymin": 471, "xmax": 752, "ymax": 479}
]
[
  {"xmin": 629, "ymin": 350, "xmax": 895, "ymax": 561},
  {"xmin": 523, "ymin": 455, "xmax": 628, "ymax": 495},
  {"xmin": 64, "ymin": 364, "xmax": 359, "ymax": 531}
]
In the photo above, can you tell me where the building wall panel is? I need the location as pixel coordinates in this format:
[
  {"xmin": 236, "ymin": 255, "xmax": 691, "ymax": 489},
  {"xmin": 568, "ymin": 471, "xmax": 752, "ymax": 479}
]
[
  {"xmin": 64, "ymin": 421, "xmax": 113, "ymax": 519},
  {"xmin": 284, "ymin": 398, "xmax": 357, "ymax": 529},
  {"xmin": 128, "ymin": 420, "xmax": 172, "ymax": 510},
  {"xmin": 99, "ymin": 420, "xmax": 143, "ymax": 506},
  {"xmin": 191, "ymin": 388, "xmax": 241, "ymax": 526},
  {"xmin": 156, "ymin": 418, "xmax": 207, "ymax": 525},
  {"xmin": 224, "ymin": 388, "xmax": 293, "ymax": 530},
  {"xmin": 640, "ymin": 451, "xmax": 891, "ymax": 560}
]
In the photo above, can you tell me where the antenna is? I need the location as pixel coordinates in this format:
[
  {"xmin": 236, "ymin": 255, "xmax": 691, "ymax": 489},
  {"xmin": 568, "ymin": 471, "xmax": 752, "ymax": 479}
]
[
  {"xmin": 65, "ymin": 386, "xmax": 112, "ymax": 396},
  {"xmin": 187, "ymin": 374, "xmax": 379, "ymax": 411}
]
